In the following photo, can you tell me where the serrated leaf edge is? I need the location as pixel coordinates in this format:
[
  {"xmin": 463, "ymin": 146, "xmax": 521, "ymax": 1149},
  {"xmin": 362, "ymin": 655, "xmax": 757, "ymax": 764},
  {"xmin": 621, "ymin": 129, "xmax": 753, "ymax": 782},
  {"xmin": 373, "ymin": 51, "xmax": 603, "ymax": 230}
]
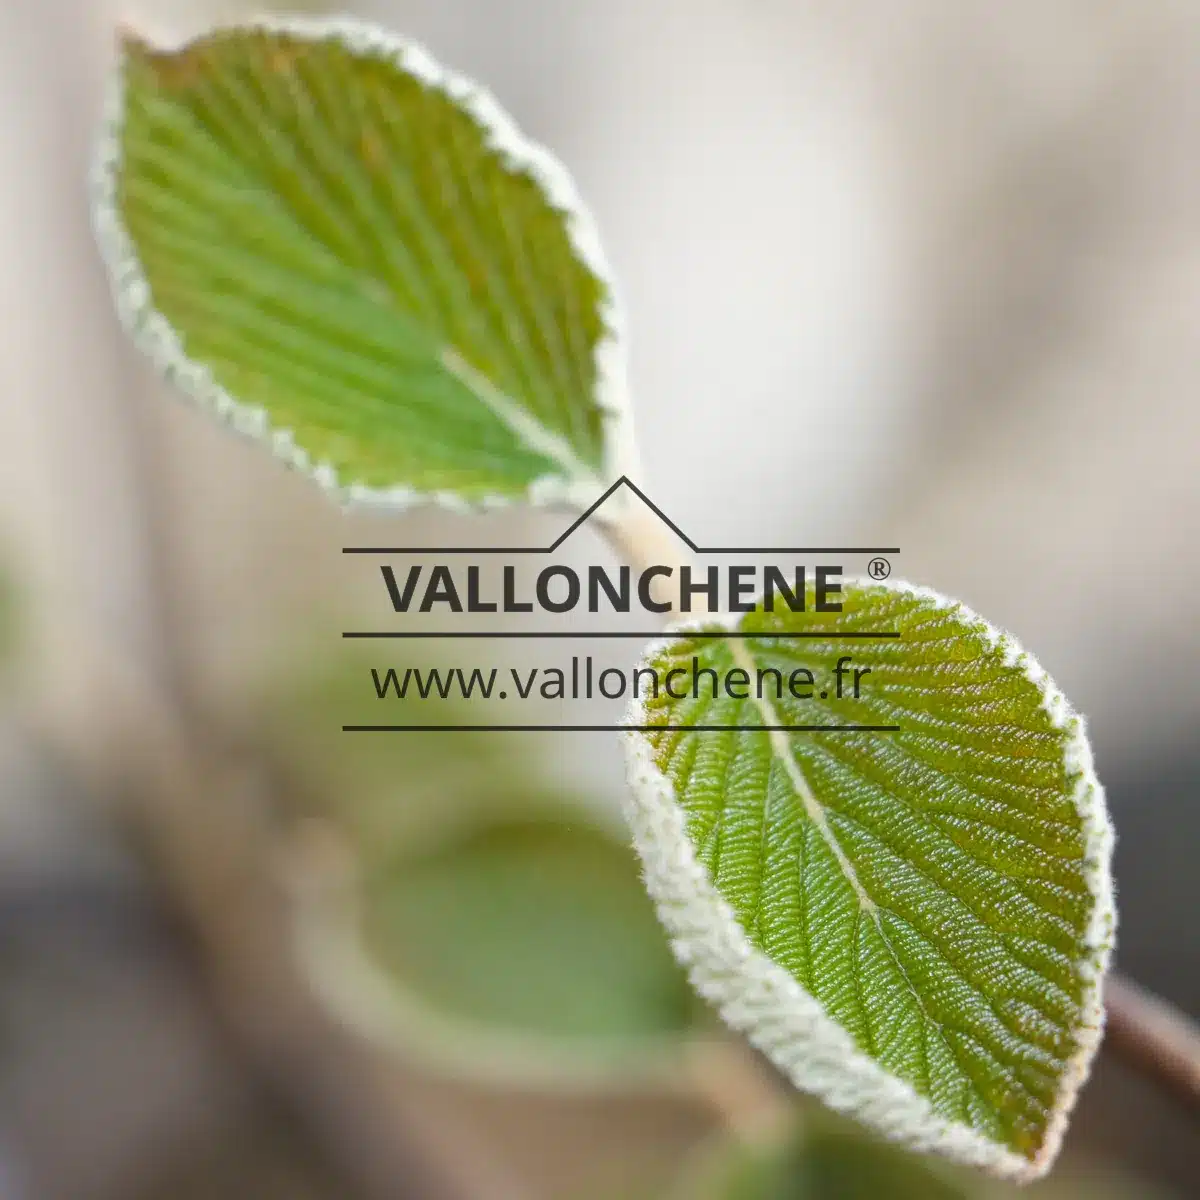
[
  {"xmin": 89, "ymin": 13, "xmax": 638, "ymax": 514},
  {"xmin": 621, "ymin": 579, "xmax": 1115, "ymax": 1182}
]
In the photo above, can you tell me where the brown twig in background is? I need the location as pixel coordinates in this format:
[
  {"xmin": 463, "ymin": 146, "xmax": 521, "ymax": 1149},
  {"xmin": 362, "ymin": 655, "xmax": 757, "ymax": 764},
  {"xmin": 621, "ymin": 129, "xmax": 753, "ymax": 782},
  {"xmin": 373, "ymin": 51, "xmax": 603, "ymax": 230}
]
[{"xmin": 1104, "ymin": 973, "xmax": 1200, "ymax": 1113}]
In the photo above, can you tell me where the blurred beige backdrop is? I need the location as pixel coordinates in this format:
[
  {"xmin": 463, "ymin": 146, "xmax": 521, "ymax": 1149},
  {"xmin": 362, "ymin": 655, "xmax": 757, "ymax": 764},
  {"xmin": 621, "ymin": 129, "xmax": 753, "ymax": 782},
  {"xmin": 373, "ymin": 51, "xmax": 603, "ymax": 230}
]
[
  {"xmin": 3, "ymin": 0, "xmax": 1199, "ymax": 763},
  {"xmin": 0, "ymin": 2, "xmax": 1197, "ymax": 1198}
]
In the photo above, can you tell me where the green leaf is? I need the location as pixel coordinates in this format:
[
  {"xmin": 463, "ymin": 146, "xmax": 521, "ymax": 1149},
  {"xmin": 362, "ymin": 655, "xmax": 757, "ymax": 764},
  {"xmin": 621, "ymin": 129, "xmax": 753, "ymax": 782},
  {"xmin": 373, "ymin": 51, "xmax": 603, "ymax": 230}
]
[
  {"xmin": 362, "ymin": 811, "xmax": 698, "ymax": 1043},
  {"xmin": 623, "ymin": 581, "xmax": 1114, "ymax": 1182},
  {"xmin": 250, "ymin": 647, "xmax": 704, "ymax": 1080},
  {"xmin": 684, "ymin": 1118, "xmax": 975, "ymax": 1200},
  {"xmin": 295, "ymin": 803, "xmax": 704, "ymax": 1087},
  {"xmin": 92, "ymin": 17, "xmax": 630, "ymax": 508}
]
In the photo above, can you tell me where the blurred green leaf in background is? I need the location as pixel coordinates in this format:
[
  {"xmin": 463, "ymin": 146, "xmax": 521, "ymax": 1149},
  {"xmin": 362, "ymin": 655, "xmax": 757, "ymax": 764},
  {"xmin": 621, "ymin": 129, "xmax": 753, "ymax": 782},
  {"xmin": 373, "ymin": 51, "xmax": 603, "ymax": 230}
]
[
  {"xmin": 362, "ymin": 812, "xmax": 698, "ymax": 1043},
  {"xmin": 250, "ymin": 646, "xmax": 705, "ymax": 1090},
  {"xmin": 684, "ymin": 1118, "xmax": 971, "ymax": 1200}
]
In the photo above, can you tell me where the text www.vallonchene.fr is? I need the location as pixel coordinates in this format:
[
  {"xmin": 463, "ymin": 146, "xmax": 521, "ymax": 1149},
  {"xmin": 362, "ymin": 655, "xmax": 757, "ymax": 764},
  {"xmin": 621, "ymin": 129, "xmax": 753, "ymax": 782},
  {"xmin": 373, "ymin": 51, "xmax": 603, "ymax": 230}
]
[{"xmin": 369, "ymin": 655, "xmax": 875, "ymax": 703}]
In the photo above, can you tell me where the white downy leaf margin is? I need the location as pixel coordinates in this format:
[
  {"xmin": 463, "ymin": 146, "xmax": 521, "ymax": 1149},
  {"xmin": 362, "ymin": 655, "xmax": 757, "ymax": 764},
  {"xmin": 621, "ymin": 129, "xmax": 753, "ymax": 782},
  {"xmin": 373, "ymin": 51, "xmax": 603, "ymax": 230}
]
[
  {"xmin": 89, "ymin": 13, "xmax": 640, "ymax": 515},
  {"xmin": 621, "ymin": 580, "xmax": 1116, "ymax": 1182}
]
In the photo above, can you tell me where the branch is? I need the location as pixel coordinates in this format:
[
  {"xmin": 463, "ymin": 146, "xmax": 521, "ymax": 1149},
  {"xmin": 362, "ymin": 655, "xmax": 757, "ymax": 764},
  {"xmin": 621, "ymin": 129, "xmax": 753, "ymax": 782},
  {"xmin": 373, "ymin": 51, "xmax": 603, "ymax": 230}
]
[{"xmin": 1103, "ymin": 973, "xmax": 1200, "ymax": 1112}]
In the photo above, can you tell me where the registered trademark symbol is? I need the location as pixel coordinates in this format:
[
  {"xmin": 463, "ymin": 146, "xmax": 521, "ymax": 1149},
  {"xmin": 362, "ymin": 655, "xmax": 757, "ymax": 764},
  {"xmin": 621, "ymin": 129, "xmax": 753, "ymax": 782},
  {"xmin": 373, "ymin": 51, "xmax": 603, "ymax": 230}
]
[{"xmin": 868, "ymin": 556, "xmax": 891, "ymax": 580}]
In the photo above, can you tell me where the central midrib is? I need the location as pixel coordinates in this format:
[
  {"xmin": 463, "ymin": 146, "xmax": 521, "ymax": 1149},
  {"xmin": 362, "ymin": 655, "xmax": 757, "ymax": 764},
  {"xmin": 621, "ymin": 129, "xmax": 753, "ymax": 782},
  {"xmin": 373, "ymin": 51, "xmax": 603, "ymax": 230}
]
[
  {"xmin": 729, "ymin": 637, "xmax": 874, "ymax": 911},
  {"xmin": 725, "ymin": 634, "xmax": 1004, "ymax": 1137}
]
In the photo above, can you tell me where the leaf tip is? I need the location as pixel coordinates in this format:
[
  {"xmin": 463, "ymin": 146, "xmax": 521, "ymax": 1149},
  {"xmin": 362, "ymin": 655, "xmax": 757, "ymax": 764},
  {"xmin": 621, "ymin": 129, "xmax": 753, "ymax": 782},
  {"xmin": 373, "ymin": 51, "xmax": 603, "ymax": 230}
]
[
  {"xmin": 114, "ymin": 24, "xmax": 158, "ymax": 70},
  {"xmin": 114, "ymin": 22, "xmax": 145, "ymax": 51}
]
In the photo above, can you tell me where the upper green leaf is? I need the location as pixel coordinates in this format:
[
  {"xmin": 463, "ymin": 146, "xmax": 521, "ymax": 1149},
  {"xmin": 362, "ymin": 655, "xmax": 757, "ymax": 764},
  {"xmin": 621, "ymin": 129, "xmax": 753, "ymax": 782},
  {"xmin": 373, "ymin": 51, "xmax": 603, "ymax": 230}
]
[
  {"xmin": 623, "ymin": 580, "xmax": 1114, "ymax": 1182},
  {"xmin": 92, "ymin": 17, "xmax": 629, "ymax": 508}
]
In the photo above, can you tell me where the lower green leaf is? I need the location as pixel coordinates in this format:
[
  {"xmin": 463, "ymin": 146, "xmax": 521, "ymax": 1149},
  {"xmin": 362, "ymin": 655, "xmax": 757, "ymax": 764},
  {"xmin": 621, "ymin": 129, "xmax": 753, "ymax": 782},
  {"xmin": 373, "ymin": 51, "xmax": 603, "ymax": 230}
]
[{"xmin": 622, "ymin": 580, "xmax": 1115, "ymax": 1180}]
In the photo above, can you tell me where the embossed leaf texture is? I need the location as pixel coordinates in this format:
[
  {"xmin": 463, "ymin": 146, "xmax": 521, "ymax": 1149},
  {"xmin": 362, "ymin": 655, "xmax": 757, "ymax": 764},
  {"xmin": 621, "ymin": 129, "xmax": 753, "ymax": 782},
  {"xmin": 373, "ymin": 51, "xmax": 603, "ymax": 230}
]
[
  {"xmin": 623, "ymin": 581, "xmax": 1115, "ymax": 1181},
  {"xmin": 92, "ymin": 17, "xmax": 630, "ymax": 509}
]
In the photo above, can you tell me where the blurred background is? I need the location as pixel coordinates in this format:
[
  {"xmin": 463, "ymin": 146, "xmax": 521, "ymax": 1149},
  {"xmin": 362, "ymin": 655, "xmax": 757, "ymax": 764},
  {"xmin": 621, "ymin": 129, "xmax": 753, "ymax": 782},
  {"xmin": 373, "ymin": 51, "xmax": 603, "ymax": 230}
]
[{"xmin": 0, "ymin": 0, "xmax": 1197, "ymax": 1196}]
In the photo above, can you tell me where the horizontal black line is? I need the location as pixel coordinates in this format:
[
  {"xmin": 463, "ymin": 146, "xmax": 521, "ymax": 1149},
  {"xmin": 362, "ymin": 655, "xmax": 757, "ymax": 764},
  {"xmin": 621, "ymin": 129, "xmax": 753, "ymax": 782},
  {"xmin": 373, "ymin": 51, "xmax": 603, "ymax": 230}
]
[
  {"xmin": 343, "ymin": 725, "xmax": 901, "ymax": 733},
  {"xmin": 342, "ymin": 631, "xmax": 901, "ymax": 639},
  {"xmin": 345, "ymin": 548, "xmax": 555, "ymax": 554},
  {"xmin": 343, "ymin": 547, "xmax": 901, "ymax": 555},
  {"xmin": 342, "ymin": 475, "xmax": 899, "ymax": 556},
  {"xmin": 667, "ymin": 548, "xmax": 899, "ymax": 555}
]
